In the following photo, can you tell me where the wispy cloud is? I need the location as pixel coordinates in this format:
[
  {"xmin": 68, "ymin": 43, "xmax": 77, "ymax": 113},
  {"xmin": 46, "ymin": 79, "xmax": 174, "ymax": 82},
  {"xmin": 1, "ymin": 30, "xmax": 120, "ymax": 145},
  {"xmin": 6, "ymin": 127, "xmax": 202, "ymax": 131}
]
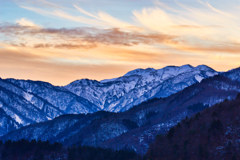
[
  {"xmin": 74, "ymin": 5, "xmax": 137, "ymax": 30},
  {"xmin": 206, "ymin": 2, "xmax": 237, "ymax": 18},
  {"xmin": 16, "ymin": 18, "xmax": 41, "ymax": 28},
  {"xmin": 133, "ymin": 1, "xmax": 240, "ymax": 52},
  {"xmin": 19, "ymin": 4, "xmax": 137, "ymax": 29},
  {"xmin": 19, "ymin": 5, "xmax": 108, "ymax": 27}
]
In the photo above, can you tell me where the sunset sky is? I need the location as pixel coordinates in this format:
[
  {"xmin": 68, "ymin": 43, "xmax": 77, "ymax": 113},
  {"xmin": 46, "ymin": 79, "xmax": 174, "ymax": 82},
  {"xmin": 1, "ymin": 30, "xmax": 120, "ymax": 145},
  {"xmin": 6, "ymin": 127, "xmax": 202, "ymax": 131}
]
[{"xmin": 1, "ymin": 0, "xmax": 240, "ymax": 85}]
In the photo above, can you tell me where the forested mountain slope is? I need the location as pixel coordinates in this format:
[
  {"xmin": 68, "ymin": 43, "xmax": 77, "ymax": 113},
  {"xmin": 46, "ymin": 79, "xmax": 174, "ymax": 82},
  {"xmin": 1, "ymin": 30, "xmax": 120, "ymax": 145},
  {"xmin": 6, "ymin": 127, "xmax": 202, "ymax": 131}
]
[{"xmin": 147, "ymin": 93, "xmax": 240, "ymax": 160}]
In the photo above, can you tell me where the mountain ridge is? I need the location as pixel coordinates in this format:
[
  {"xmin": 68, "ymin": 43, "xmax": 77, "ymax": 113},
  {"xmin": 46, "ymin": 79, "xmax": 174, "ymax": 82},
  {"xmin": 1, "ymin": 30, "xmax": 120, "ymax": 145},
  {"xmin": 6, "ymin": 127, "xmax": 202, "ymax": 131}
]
[{"xmin": 65, "ymin": 64, "xmax": 218, "ymax": 112}]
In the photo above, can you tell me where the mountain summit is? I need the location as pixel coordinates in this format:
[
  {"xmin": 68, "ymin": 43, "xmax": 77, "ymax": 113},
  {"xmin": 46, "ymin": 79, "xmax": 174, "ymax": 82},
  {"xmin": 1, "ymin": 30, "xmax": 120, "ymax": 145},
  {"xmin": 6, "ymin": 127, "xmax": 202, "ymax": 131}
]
[{"xmin": 65, "ymin": 65, "xmax": 218, "ymax": 112}]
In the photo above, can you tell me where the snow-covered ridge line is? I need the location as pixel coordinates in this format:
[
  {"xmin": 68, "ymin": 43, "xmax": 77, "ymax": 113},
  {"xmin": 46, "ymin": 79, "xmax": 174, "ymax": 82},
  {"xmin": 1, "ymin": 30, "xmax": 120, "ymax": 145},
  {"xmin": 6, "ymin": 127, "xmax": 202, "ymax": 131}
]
[
  {"xmin": 100, "ymin": 64, "xmax": 213, "ymax": 83},
  {"xmin": 65, "ymin": 64, "xmax": 218, "ymax": 112}
]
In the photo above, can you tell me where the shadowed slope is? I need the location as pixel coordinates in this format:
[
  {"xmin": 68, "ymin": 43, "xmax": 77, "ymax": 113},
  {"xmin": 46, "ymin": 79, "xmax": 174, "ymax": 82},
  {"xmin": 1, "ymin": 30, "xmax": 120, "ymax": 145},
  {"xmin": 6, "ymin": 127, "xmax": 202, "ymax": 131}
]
[{"xmin": 146, "ymin": 93, "xmax": 240, "ymax": 160}]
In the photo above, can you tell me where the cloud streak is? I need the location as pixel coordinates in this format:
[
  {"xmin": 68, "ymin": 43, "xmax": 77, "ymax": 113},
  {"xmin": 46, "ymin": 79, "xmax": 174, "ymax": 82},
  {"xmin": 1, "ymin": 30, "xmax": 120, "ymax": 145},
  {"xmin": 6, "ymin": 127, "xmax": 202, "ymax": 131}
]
[
  {"xmin": 0, "ymin": 23, "xmax": 178, "ymax": 49},
  {"xmin": 74, "ymin": 5, "xmax": 137, "ymax": 30}
]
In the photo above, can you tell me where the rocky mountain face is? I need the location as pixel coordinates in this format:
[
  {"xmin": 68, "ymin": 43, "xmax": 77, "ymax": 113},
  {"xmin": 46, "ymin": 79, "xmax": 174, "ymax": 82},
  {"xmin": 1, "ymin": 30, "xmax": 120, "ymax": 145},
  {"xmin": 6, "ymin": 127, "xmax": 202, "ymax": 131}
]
[
  {"xmin": 2, "ymin": 75, "xmax": 240, "ymax": 154},
  {"xmin": 6, "ymin": 79, "xmax": 100, "ymax": 114},
  {"xmin": 65, "ymin": 65, "xmax": 218, "ymax": 112},
  {"xmin": 0, "ymin": 107, "xmax": 20, "ymax": 136},
  {"xmin": 0, "ymin": 78, "xmax": 100, "ymax": 136}
]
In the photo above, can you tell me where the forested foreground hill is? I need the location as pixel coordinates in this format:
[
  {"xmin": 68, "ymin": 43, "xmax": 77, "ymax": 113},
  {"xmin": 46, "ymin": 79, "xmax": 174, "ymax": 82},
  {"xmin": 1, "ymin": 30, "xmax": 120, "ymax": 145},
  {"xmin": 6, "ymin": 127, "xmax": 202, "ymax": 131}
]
[{"xmin": 146, "ymin": 93, "xmax": 240, "ymax": 160}]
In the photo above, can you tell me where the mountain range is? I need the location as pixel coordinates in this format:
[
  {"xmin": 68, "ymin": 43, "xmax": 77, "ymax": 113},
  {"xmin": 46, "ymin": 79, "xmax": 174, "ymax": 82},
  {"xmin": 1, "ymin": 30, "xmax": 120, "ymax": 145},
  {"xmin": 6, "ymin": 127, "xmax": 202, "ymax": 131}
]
[
  {"xmin": 0, "ymin": 64, "xmax": 240, "ymax": 154},
  {"xmin": 0, "ymin": 64, "xmax": 217, "ymax": 136},
  {"xmin": 1, "ymin": 67, "xmax": 240, "ymax": 154}
]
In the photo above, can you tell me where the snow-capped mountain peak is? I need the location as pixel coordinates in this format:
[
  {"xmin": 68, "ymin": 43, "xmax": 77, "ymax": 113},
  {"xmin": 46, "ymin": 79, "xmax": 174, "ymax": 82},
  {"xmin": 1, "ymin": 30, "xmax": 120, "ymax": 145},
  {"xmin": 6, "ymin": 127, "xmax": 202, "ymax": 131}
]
[
  {"xmin": 123, "ymin": 68, "xmax": 156, "ymax": 77},
  {"xmin": 65, "ymin": 64, "xmax": 218, "ymax": 112}
]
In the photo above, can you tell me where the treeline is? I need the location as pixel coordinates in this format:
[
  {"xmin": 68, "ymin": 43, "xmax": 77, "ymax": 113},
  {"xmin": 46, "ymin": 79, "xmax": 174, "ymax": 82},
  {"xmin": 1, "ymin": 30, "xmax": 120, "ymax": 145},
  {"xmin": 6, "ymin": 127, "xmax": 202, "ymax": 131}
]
[
  {"xmin": 68, "ymin": 146, "xmax": 142, "ymax": 160},
  {"xmin": 0, "ymin": 139, "xmax": 142, "ymax": 160},
  {"xmin": 0, "ymin": 139, "xmax": 64, "ymax": 160}
]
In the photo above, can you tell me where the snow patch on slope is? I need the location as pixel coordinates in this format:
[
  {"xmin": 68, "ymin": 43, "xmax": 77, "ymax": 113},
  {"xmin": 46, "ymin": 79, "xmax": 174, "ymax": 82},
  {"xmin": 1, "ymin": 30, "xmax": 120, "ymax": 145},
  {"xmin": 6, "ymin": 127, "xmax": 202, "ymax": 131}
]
[
  {"xmin": 195, "ymin": 75, "xmax": 204, "ymax": 83},
  {"xmin": 206, "ymin": 72, "xmax": 218, "ymax": 77},
  {"xmin": 24, "ymin": 92, "xmax": 33, "ymax": 101},
  {"xmin": 46, "ymin": 117, "xmax": 52, "ymax": 120},
  {"xmin": 14, "ymin": 115, "xmax": 23, "ymax": 124}
]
